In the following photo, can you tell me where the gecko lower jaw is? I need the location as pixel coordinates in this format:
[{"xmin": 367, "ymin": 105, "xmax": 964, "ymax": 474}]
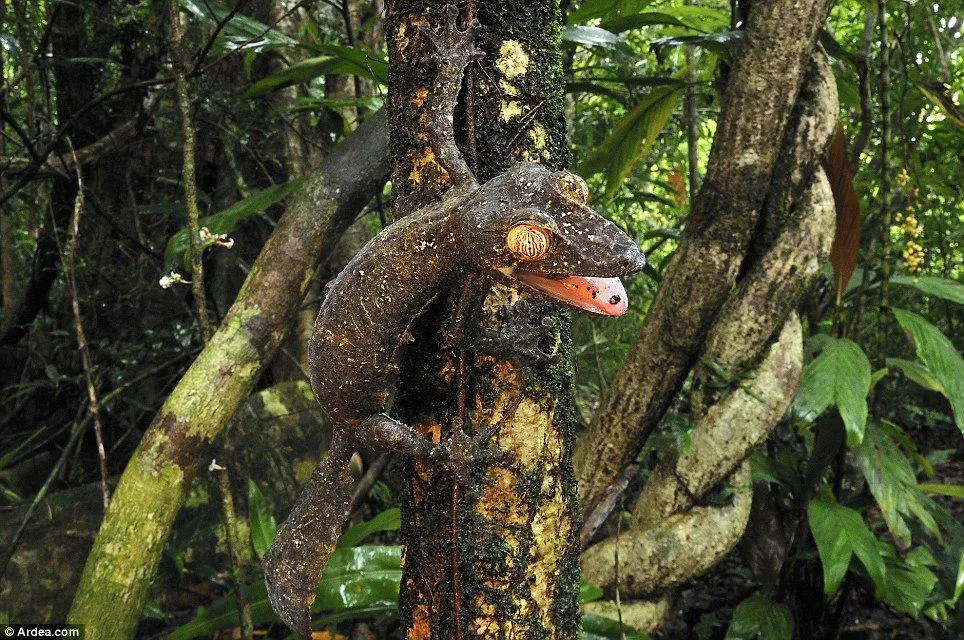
[{"xmin": 498, "ymin": 267, "xmax": 630, "ymax": 316}]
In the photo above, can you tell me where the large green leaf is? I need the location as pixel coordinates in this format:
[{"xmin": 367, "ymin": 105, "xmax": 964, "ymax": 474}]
[
  {"xmin": 602, "ymin": 6, "xmax": 730, "ymax": 34},
  {"xmin": 166, "ymin": 545, "xmax": 401, "ymax": 639},
  {"xmin": 336, "ymin": 507, "xmax": 401, "ymax": 549},
  {"xmin": 247, "ymin": 480, "xmax": 277, "ymax": 560},
  {"xmin": 724, "ymin": 595, "xmax": 793, "ymax": 640},
  {"xmin": 890, "ymin": 275, "xmax": 964, "ymax": 305},
  {"xmin": 891, "ymin": 308, "xmax": 964, "ymax": 433},
  {"xmin": 163, "ymin": 178, "xmax": 304, "ymax": 271},
  {"xmin": 562, "ymin": 26, "xmax": 631, "ymax": 51},
  {"xmin": 180, "ymin": 0, "xmax": 297, "ymax": 54},
  {"xmin": 793, "ymin": 337, "xmax": 871, "ymax": 446},
  {"xmin": 651, "ymin": 31, "xmax": 743, "ymax": 62},
  {"xmin": 875, "ymin": 545, "xmax": 938, "ymax": 616},
  {"xmin": 854, "ymin": 424, "xmax": 939, "ymax": 545},
  {"xmin": 807, "ymin": 492, "xmax": 887, "ymax": 594},
  {"xmin": 886, "ymin": 358, "xmax": 946, "ymax": 394},
  {"xmin": 578, "ymin": 86, "xmax": 683, "ymax": 199},
  {"xmin": 247, "ymin": 45, "xmax": 388, "ymax": 96}
]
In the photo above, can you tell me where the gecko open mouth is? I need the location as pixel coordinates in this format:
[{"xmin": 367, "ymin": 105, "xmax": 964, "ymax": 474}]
[{"xmin": 512, "ymin": 272, "xmax": 629, "ymax": 317}]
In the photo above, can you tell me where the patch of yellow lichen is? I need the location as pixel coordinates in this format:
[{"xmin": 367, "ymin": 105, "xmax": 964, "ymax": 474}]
[
  {"xmin": 500, "ymin": 79, "xmax": 520, "ymax": 96},
  {"xmin": 529, "ymin": 123, "xmax": 547, "ymax": 150},
  {"xmin": 496, "ymin": 40, "xmax": 530, "ymax": 78},
  {"xmin": 411, "ymin": 87, "xmax": 430, "ymax": 107},
  {"xmin": 406, "ymin": 602, "xmax": 431, "ymax": 640},
  {"xmin": 407, "ymin": 146, "xmax": 439, "ymax": 185},
  {"xmin": 500, "ymin": 99, "xmax": 523, "ymax": 121}
]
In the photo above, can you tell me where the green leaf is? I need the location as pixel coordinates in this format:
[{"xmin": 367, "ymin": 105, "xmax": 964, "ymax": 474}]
[
  {"xmin": 890, "ymin": 275, "xmax": 964, "ymax": 305},
  {"xmin": 246, "ymin": 480, "xmax": 276, "ymax": 560},
  {"xmin": 651, "ymin": 31, "xmax": 743, "ymax": 62},
  {"xmin": 166, "ymin": 545, "xmax": 401, "ymax": 639},
  {"xmin": 163, "ymin": 178, "xmax": 304, "ymax": 271},
  {"xmin": 336, "ymin": 507, "xmax": 401, "ymax": 549},
  {"xmin": 724, "ymin": 595, "xmax": 793, "ymax": 640},
  {"xmin": 579, "ymin": 581, "xmax": 604, "ymax": 603},
  {"xmin": 807, "ymin": 492, "xmax": 887, "ymax": 594},
  {"xmin": 793, "ymin": 337, "xmax": 871, "ymax": 446},
  {"xmin": 579, "ymin": 613, "xmax": 651, "ymax": 640},
  {"xmin": 918, "ymin": 483, "xmax": 964, "ymax": 498},
  {"xmin": 891, "ymin": 308, "xmax": 964, "ymax": 433},
  {"xmin": 247, "ymin": 46, "xmax": 388, "ymax": 96},
  {"xmin": 886, "ymin": 358, "xmax": 945, "ymax": 394},
  {"xmin": 578, "ymin": 86, "xmax": 683, "ymax": 199},
  {"xmin": 602, "ymin": 6, "xmax": 730, "ymax": 34},
  {"xmin": 567, "ymin": 0, "xmax": 624, "ymax": 24},
  {"xmin": 875, "ymin": 545, "xmax": 938, "ymax": 616},
  {"xmin": 180, "ymin": 0, "xmax": 297, "ymax": 54},
  {"xmin": 854, "ymin": 424, "xmax": 939, "ymax": 545},
  {"xmin": 562, "ymin": 26, "xmax": 630, "ymax": 51}
]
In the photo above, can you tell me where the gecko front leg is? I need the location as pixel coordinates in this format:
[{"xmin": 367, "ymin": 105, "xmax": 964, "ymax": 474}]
[{"xmin": 418, "ymin": 3, "xmax": 482, "ymax": 192}]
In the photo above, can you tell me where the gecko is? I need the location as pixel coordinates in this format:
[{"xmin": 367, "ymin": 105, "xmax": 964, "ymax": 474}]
[{"xmin": 263, "ymin": 6, "xmax": 646, "ymax": 636}]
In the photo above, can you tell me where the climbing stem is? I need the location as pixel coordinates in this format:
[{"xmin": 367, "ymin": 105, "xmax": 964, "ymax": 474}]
[{"xmin": 167, "ymin": 0, "xmax": 214, "ymax": 341}]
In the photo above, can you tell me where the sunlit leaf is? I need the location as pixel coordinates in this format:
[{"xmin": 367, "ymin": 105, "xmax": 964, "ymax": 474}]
[
  {"xmin": 918, "ymin": 483, "xmax": 964, "ymax": 499},
  {"xmin": 890, "ymin": 275, "xmax": 964, "ymax": 305},
  {"xmin": 180, "ymin": 0, "xmax": 297, "ymax": 54},
  {"xmin": 793, "ymin": 337, "xmax": 871, "ymax": 446},
  {"xmin": 916, "ymin": 81, "xmax": 964, "ymax": 129},
  {"xmin": 602, "ymin": 6, "xmax": 730, "ymax": 34},
  {"xmin": 891, "ymin": 308, "xmax": 964, "ymax": 433},
  {"xmin": 562, "ymin": 26, "xmax": 630, "ymax": 51},
  {"xmin": 724, "ymin": 595, "xmax": 792, "ymax": 640},
  {"xmin": 579, "ymin": 86, "xmax": 683, "ymax": 199},
  {"xmin": 807, "ymin": 492, "xmax": 887, "ymax": 595}
]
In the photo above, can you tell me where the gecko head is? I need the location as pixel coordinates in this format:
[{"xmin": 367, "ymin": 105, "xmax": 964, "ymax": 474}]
[{"xmin": 455, "ymin": 164, "xmax": 646, "ymax": 316}]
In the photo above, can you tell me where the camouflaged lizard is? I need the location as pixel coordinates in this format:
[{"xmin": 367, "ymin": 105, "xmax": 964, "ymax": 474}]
[{"xmin": 263, "ymin": 6, "xmax": 646, "ymax": 636}]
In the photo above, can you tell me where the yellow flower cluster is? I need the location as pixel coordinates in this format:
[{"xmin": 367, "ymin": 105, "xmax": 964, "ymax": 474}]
[{"xmin": 892, "ymin": 169, "xmax": 925, "ymax": 273}]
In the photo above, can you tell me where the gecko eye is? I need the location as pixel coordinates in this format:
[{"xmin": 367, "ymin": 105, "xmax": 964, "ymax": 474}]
[{"xmin": 506, "ymin": 223, "xmax": 552, "ymax": 260}]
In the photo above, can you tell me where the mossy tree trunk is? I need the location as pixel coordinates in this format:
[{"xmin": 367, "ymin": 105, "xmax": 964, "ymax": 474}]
[{"xmin": 386, "ymin": 1, "xmax": 580, "ymax": 637}]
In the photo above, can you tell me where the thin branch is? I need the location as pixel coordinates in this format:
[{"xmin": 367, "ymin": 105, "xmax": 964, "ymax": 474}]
[
  {"xmin": 167, "ymin": 0, "xmax": 214, "ymax": 341},
  {"xmin": 62, "ymin": 159, "xmax": 110, "ymax": 510},
  {"xmin": 210, "ymin": 463, "xmax": 254, "ymax": 640}
]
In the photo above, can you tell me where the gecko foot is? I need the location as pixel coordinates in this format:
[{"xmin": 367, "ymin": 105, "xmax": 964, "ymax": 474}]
[{"xmin": 420, "ymin": 4, "xmax": 483, "ymax": 62}]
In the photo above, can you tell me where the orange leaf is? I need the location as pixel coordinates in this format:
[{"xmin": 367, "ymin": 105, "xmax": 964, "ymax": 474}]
[
  {"xmin": 823, "ymin": 123, "xmax": 861, "ymax": 305},
  {"xmin": 667, "ymin": 170, "xmax": 686, "ymax": 207}
]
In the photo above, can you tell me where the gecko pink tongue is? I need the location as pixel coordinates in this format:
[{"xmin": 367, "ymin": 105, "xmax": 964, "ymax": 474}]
[{"xmin": 515, "ymin": 273, "xmax": 629, "ymax": 316}]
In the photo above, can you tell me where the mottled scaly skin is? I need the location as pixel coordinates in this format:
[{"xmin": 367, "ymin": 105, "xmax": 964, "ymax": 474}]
[{"xmin": 309, "ymin": 202, "xmax": 464, "ymax": 426}]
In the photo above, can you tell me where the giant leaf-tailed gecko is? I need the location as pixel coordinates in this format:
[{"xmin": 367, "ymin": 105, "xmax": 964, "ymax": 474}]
[{"xmin": 263, "ymin": 6, "xmax": 646, "ymax": 636}]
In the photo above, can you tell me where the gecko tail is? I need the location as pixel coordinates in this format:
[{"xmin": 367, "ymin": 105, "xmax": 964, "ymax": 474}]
[{"xmin": 263, "ymin": 438, "xmax": 354, "ymax": 638}]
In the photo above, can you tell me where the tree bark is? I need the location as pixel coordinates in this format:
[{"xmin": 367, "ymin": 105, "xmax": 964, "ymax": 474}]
[
  {"xmin": 386, "ymin": 1, "xmax": 580, "ymax": 637},
  {"xmin": 66, "ymin": 110, "xmax": 389, "ymax": 640},
  {"xmin": 574, "ymin": 0, "xmax": 834, "ymax": 514}
]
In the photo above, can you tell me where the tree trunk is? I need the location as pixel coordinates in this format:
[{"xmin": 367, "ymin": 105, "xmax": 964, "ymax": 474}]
[{"xmin": 386, "ymin": 1, "xmax": 580, "ymax": 636}]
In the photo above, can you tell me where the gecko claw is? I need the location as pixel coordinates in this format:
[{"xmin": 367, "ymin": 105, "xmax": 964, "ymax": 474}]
[{"xmin": 420, "ymin": 4, "xmax": 481, "ymax": 60}]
